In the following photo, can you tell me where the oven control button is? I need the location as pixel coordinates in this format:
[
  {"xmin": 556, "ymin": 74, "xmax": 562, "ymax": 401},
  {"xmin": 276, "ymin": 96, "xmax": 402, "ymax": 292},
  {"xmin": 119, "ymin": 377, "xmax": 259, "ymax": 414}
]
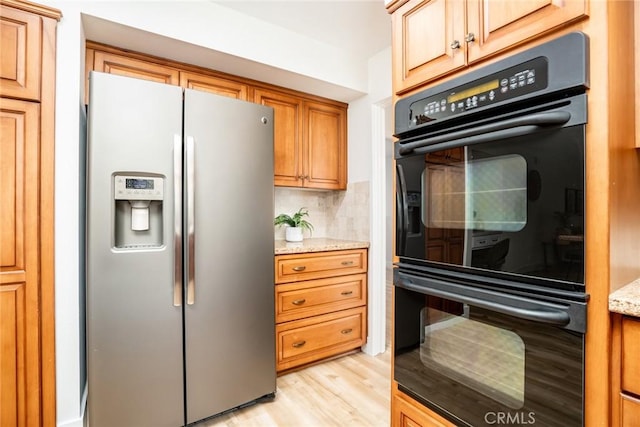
[
  {"xmin": 489, "ymin": 90, "xmax": 495, "ymax": 100},
  {"xmin": 451, "ymin": 103, "xmax": 456, "ymax": 112},
  {"xmin": 501, "ymin": 78, "xmax": 508, "ymax": 87}
]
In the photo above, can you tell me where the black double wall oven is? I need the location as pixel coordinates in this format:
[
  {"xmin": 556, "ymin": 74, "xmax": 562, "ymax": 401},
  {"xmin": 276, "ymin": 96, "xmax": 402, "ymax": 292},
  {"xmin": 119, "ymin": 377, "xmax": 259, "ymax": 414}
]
[{"xmin": 393, "ymin": 33, "xmax": 589, "ymax": 427}]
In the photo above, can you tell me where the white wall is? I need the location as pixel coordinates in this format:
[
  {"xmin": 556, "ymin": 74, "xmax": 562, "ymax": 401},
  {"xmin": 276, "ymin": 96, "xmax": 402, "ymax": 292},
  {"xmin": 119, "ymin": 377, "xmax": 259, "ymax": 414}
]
[{"xmin": 40, "ymin": 2, "xmax": 390, "ymax": 425}]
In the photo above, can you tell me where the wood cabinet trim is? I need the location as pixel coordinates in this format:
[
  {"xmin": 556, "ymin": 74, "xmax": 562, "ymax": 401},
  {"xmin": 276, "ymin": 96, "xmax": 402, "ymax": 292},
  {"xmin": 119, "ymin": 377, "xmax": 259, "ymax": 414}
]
[{"xmin": 0, "ymin": 0, "xmax": 61, "ymax": 20}]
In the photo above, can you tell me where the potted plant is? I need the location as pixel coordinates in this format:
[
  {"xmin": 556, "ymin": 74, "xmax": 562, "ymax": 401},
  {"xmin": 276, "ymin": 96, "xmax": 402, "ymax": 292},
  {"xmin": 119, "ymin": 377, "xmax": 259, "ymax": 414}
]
[{"xmin": 274, "ymin": 207, "xmax": 314, "ymax": 242}]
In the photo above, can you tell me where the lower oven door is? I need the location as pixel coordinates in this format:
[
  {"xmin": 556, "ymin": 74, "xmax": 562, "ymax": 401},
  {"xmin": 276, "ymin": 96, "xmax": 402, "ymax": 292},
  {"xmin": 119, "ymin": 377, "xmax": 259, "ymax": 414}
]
[{"xmin": 394, "ymin": 269, "xmax": 586, "ymax": 427}]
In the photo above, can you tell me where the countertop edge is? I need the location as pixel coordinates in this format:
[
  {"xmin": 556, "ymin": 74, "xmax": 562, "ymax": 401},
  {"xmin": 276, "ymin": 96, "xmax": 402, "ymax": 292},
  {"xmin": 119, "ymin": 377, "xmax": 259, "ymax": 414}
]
[
  {"xmin": 274, "ymin": 238, "xmax": 370, "ymax": 255},
  {"xmin": 609, "ymin": 277, "xmax": 640, "ymax": 317}
]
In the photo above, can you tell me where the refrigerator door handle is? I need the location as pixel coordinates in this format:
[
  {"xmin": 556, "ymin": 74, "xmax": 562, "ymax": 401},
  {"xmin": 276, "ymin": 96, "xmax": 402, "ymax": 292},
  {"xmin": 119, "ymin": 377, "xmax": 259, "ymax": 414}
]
[
  {"xmin": 173, "ymin": 135, "xmax": 183, "ymax": 307},
  {"xmin": 186, "ymin": 136, "xmax": 196, "ymax": 305}
]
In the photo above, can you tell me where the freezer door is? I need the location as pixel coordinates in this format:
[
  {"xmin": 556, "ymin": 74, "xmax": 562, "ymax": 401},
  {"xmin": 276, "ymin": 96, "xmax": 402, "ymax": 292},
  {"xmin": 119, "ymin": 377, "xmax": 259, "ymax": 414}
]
[
  {"xmin": 183, "ymin": 89, "xmax": 276, "ymax": 424},
  {"xmin": 86, "ymin": 72, "xmax": 184, "ymax": 427}
]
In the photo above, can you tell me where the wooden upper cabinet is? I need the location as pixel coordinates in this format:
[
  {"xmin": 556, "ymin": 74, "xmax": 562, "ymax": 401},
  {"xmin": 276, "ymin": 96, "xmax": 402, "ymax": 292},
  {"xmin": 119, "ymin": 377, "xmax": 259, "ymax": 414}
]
[
  {"xmin": 254, "ymin": 88, "xmax": 347, "ymax": 190},
  {"xmin": 304, "ymin": 101, "xmax": 347, "ymax": 190},
  {"xmin": 180, "ymin": 71, "xmax": 249, "ymax": 100},
  {"xmin": 0, "ymin": 4, "xmax": 41, "ymax": 101},
  {"xmin": 254, "ymin": 88, "xmax": 304, "ymax": 187},
  {"xmin": 466, "ymin": 0, "xmax": 587, "ymax": 63},
  {"xmin": 391, "ymin": 0, "xmax": 587, "ymax": 93},
  {"xmin": 92, "ymin": 50, "xmax": 180, "ymax": 85},
  {"xmin": 86, "ymin": 43, "xmax": 349, "ymax": 191},
  {"xmin": 392, "ymin": 0, "xmax": 466, "ymax": 92}
]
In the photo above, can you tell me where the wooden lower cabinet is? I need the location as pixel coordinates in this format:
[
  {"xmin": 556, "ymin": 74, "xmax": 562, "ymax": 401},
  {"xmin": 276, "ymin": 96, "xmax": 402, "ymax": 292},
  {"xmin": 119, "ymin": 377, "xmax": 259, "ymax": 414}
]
[
  {"xmin": 274, "ymin": 249, "xmax": 368, "ymax": 373},
  {"xmin": 392, "ymin": 386, "xmax": 455, "ymax": 427},
  {"xmin": 611, "ymin": 314, "xmax": 640, "ymax": 427}
]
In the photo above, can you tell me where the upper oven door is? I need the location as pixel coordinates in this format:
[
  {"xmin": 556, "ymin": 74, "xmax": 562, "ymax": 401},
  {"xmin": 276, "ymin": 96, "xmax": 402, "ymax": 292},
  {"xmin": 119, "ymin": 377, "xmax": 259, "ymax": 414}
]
[{"xmin": 395, "ymin": 95, "xmax": 586, "ymax": 287}]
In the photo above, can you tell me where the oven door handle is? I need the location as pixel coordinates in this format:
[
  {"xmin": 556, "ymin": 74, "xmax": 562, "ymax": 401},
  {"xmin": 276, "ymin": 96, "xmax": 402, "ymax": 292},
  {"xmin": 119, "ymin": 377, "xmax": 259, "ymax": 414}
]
[
  {"xmin": 396, "ymin": 275, "xmax": 572, "ymax": 328},
  {"xmin": 398, "ymin": 110, "xmax": 571, "ymax": 155},
  {"xmin": 396, "ymin": 164, "xmax": 408, "ymax": 254}
]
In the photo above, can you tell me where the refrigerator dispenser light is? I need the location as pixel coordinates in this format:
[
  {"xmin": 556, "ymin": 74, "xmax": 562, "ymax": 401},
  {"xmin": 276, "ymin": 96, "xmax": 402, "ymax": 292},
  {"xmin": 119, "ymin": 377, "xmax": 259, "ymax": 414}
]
[{"xmin": 114, "ymin": 174, "xmax": 164, "ymax": 248}]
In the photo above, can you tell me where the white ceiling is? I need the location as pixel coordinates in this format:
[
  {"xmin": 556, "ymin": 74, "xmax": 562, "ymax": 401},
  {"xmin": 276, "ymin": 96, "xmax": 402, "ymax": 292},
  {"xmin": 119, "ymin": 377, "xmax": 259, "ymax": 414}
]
[{"xmin": 212, "ymin": 0, "xmax": 392, "ymax": 61}]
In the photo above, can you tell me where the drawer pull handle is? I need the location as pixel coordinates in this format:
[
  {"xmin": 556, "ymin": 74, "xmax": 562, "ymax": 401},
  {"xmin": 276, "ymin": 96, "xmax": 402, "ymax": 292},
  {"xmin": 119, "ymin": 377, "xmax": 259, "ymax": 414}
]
[
  {"xmin": 292, "ymin": 266, "xmax": 306, "ymax": 272},
  {"xmin": 341, "ymin": 328, "xmax": 353, "ymax": 335},
  {"xmin": 340, "ymin": 291, "xmax": 353, "ymax": 296},
  {"xmin": 341, "ymin": 261, "xmax": 354, "ymax": 266},
  {"xmin": 292, "ymin": 299, "xmax": 306, "ymax": 306},
  {"xmin": 292, "ymin": 341, "xmax": 306, "ymax": 348}
]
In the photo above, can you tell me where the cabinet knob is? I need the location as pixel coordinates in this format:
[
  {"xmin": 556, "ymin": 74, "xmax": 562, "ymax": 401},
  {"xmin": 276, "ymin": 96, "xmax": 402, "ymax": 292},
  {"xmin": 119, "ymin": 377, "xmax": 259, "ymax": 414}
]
[
  {"xmin": 341, "ymin": 328, "xmax": 353, "ymax": 335},
  {"xmin": 465, "ymin": 33, "xmax": 475, "ymax": 43},
  {"xmin": 292, "ymin": 340, "xmax": 306, "ymax": 348},
  {"xmin": 291, "ymin": 298, "xmax": 306, "ymax": 306},
  {"xmin": 450, "ymin": 40, "xmax": 461, "ymax": 50},
  {"xmin": 340, "ymin": 290, "xmax": 353, "ymax": 296},
  {"xmin": 341, "ymin": 261, "xmax": 354, "ymax": 266},
  {"xmin": 292, "ymin": 266, "xmax": 306, "ymax": 272}
]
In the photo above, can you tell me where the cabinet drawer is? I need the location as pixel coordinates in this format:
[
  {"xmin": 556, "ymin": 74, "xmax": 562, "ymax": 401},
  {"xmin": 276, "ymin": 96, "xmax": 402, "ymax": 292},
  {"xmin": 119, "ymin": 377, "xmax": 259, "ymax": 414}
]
[
  {"xmin": 622, "ymin": 317, "xmax": 640, "ymax": 396},
  {"xmin": 276, "ymin": 306, "xmax": 366, "ymax": 372},
  {"xmin": 276, "ymin": 274, "xmax": 366, "ymax": 323},
  {"xmin": 275, "ymin": 249, "xmax": 367, "ymax": 283}
]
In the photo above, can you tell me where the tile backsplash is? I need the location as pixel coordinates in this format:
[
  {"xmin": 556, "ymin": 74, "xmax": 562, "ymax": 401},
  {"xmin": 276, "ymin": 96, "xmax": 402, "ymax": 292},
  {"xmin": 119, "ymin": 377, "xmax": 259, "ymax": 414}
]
[{"xmin": 274, "ymin": 181, "xmax": 370, "ymax": 242}]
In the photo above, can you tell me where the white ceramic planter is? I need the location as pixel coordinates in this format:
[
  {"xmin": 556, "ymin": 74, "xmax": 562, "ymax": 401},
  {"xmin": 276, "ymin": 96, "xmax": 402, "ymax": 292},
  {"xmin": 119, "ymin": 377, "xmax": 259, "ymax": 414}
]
[{"xmin": 285, "ymin": 226, "xmax": 303, "ymax": 242}]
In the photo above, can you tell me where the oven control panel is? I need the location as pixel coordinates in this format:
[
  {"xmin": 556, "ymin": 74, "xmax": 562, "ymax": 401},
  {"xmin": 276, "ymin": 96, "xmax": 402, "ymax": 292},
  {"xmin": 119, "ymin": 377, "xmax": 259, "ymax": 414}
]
[{"xmin": 408, "ymin": 57, "xmax": 549, "ymax": 128}]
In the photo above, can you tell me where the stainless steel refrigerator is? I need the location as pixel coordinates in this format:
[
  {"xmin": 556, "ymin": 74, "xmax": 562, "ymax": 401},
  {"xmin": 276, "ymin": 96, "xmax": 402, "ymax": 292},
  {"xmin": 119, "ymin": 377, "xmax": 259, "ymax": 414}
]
[{"xmin": 86, "ymin": 72, "xmax": 276, "ymax": 427}]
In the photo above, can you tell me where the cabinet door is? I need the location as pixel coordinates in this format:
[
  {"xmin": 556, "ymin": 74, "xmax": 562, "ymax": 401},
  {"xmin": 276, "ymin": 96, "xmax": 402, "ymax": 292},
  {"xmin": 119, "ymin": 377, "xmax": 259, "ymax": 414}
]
[
  {"xmin": 0, "ymin": 5, "xmax": 41, "ymax": 101},
  {"xmin": 92, "ymin": 50, "xmax": 180, "ymax": 85},
  {"xmin": 622, "ymin": 394, "xmax": 640, "ymax": 427},
  {"xmin": 254, "ymin": 89, "xmax": 303, "ymax": 187},
  {"xmin": 622, "ymin": 317, "xmax": 640, "ymax": 396},
  {"xmin": 466, "ymin": 0, "xmax": 587, "ymax": 63},
  {"xmin": 180, "ymin": 71, "xmax": 248, "ymax": 100},
  {"xmin": 303, "ymin": 101, "xmax": 347, "ymax": 190},
  {"xmin": 0, "ymin": 98, "xmax": 40, "ymax": 427},
  {"xmin": 392, "ymin": 0, "xmax": 465, "ymax": 93}
]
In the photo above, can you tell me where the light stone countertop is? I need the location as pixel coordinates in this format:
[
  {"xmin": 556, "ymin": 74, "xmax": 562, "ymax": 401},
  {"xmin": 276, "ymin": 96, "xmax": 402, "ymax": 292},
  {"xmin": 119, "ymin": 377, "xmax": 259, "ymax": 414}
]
[
  {"xmin": 609, "ymin": 277, "xmax": 640, "ymax": 317},
  {"xmin": 274, "ymin": 237, "xmax": 369, "ymax": 255}
]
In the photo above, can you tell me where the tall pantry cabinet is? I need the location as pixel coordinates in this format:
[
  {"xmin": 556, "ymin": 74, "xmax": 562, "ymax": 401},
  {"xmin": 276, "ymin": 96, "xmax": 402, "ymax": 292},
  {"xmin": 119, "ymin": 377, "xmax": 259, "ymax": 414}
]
[{"xmin": 0, "ymin": 1, "xmax": 60, "ymax": 425}]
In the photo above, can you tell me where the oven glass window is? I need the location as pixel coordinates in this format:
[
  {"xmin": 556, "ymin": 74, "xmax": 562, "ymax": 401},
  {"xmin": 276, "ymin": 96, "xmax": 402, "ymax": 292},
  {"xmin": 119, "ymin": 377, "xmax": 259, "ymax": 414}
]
[
  {"xmin": 394, "ymin": 288, "xmax": 584, "ymax": 427},
  {"xmin": 395, "ymin": 125, "xmax": 585, "ymax": 286},
  {"xmin": 422, "ymin": 154, "xmax": 527, "ymax": 232},
  {"xmin": 420, "ymin": 307, "xmax": 525, "ymax": 409}
]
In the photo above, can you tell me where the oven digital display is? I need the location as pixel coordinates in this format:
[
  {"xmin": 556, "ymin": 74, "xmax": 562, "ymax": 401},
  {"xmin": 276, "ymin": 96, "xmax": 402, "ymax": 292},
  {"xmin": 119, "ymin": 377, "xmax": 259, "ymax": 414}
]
[
  {"xmin": 126, "ymin": 178, "xmax": 154, "ymax": 190},
  {"xmin": 408, "ymin": 57, "xmax": 549, "ymax": 127},
  {"xmin": 447, "ymin": 80, "xmax": 500, "ymax": 104}
]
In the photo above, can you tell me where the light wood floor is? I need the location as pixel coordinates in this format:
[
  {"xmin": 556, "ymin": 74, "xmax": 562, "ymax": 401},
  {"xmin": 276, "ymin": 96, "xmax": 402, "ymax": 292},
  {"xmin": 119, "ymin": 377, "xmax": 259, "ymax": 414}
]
[
  {"xmin": 198, "ymin": 279, "xmax": 394, "ymax": 426},
  {"xmin": 198, "ymin": 350, "xmax": 391, "ymax": 427}
]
